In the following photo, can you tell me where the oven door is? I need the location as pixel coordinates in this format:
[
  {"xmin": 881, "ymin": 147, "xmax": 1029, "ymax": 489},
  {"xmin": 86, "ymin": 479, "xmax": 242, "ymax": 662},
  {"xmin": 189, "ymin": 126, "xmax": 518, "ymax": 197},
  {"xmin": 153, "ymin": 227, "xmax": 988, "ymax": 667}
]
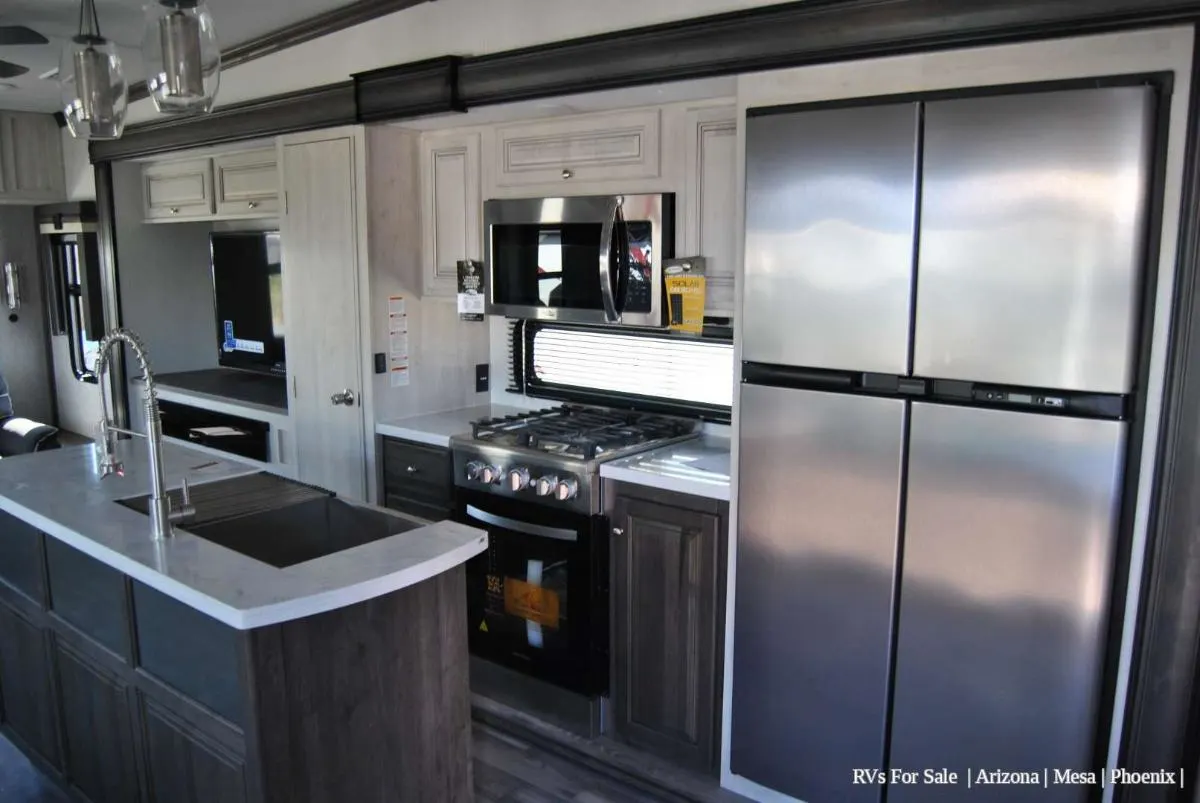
[
  {"xmin": 457, "ymin": 488, "xmax": 609, "ymax": 696},
  {"xmin": 485, "ymin": 193, "xmax": 672, "ymax": 327}
]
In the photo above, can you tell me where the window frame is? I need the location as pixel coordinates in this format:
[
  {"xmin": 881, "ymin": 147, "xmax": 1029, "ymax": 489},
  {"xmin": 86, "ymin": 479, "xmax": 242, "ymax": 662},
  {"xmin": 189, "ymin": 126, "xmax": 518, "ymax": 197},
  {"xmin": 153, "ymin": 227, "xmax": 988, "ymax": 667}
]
[{"xmin": 514, "ymin": 320, "xmax": 734, "ymax": 423}]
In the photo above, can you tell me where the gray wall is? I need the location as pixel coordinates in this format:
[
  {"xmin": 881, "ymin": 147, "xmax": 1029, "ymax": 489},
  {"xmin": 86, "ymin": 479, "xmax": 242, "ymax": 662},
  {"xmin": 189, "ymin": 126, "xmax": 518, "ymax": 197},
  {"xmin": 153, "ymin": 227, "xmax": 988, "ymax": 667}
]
[
  {"xmin": 111, "ymin": 161, "xmax": 218, "ymax": 426},
  {"xmin": 0, "ymin": 206, "xmax": 53, "ymax": 425}
]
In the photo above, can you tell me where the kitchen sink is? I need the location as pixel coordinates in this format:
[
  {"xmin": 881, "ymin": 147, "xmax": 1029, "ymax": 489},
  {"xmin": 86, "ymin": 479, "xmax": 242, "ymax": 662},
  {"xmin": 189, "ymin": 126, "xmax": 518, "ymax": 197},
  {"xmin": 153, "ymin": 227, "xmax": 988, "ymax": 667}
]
[{"xmin": 116, "ymin": 473, "xmax": 423, "ymax": 568}]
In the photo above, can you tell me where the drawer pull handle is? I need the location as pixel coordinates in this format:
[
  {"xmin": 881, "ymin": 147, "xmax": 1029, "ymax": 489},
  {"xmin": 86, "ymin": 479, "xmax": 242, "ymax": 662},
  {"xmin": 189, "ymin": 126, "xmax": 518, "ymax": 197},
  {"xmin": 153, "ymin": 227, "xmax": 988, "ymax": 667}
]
[
  {"xmin": 561, "ymin": 169, "xmax": 573, "ymax": 179},
  {"xmin": 247, "ymin": 201, "xmax": 259, "ymax": 209},
  {"xmin": 406, "ymin": 465, "xmax": 418, "ymax": 474}
]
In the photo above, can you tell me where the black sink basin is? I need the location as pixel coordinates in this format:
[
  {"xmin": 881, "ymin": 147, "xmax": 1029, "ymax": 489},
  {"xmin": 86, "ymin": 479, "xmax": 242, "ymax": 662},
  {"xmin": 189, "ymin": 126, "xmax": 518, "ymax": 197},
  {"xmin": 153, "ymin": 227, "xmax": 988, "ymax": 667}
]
[{"xmin": 116, "ymin": 472, "xmax": 424, "ymax": 568}]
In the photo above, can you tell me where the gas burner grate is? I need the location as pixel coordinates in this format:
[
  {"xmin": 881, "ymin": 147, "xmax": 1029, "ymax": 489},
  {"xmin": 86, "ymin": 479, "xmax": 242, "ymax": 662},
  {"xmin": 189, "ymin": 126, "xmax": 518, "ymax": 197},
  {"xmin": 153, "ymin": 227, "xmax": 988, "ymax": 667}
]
[{"xmin": 469, "ymin": 405, "xmax": 695, "ymax": 460}]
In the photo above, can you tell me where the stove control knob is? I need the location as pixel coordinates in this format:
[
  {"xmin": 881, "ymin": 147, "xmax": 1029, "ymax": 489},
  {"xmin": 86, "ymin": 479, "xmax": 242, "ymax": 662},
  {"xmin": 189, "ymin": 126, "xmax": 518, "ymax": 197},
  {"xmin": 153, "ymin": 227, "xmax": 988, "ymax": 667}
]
[
  {"xmin": 465, "ymin": 461, "xmax": 485, "ymax": 482},
  {"xmin": 479, "ymin": 465, "xmax": 503, "ymax": 485},
  {"xmin": 555, "ymin": 477, "xmax": 579, "ymax": 501},
  {"xmin": 507, "ymin": 467, "xmax": 531, "ymax": 492},
  {"xmin": 534, "ymin": 475, "xmax": 559, "ymax": 496}
]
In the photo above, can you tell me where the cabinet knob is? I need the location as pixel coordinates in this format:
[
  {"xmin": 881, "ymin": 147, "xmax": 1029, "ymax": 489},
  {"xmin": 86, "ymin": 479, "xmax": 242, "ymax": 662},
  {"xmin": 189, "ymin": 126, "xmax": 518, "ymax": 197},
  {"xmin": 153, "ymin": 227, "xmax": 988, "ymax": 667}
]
[
  {"xmin": 612, "ymin": 528, "xmax": 624, "ymax": 536},
  {"xmin": 561, "ymin": 169, "xmax": 573, "ymax": 180},
  {"xmin": 405, "ymin": 465, "xmax": 418, "ymax": 474},
  {"xmin": 247, "ymin": 201, "xmax": 259, "ymax": 209},
  {"xmin": 169, "ymin": 207, "xmax": 180, "ymax": 214}
]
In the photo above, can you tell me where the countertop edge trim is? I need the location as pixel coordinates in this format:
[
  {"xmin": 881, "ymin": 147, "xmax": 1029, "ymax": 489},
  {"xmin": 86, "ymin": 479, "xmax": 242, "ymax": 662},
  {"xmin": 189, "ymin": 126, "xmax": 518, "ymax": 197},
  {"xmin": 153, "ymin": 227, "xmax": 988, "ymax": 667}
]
[
  {"xmin": 375, "ymin": 423, "xmax": 454, "ymax": 448},
  {"xmin": 598, "ymin": 464, "xmax": 731, "ymax": 502}
]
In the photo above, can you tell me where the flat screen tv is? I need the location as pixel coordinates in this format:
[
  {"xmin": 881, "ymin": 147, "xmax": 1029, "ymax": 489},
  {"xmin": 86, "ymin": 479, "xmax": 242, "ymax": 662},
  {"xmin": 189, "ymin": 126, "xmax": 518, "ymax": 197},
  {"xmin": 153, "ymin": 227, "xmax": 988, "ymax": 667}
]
[{"xmin": 210, "ymin": 231, "xmax": 285, "ymax": 375}]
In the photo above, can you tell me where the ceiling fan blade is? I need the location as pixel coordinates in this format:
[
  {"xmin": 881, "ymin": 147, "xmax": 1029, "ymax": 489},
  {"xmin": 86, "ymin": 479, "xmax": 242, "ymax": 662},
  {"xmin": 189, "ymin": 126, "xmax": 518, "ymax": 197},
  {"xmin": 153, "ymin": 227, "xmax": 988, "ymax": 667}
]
[
  {"xmin": 0, "ymin": 26, "xmax": 49, "ymax": 46},
  {"xmin": 0, "ymin": 60, "xmax": 30, "ymax": 79}
]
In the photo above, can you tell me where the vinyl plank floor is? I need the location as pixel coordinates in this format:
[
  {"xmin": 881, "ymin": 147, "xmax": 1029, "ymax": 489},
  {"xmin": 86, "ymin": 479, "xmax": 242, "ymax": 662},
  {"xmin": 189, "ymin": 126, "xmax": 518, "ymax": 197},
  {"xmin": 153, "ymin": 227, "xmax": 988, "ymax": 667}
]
[{"xmin": 1, "ymin": 726, "xmax": 668, "ymax": 803}]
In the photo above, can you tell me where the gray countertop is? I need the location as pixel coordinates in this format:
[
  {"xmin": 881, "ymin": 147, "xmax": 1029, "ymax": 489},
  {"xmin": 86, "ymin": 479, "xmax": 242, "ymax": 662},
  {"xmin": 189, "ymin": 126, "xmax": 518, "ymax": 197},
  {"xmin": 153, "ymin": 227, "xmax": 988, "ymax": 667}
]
[
  {"xmin": 376, "ymin": 404, "xmax": 530, "ymax": 448},
  {"xmin": 600, "ymin": 434, "xmax": 731, "ymax": 501},
  {"xmin": 0, "ymin": 442, "xmax": 486, "ymax": 629}
]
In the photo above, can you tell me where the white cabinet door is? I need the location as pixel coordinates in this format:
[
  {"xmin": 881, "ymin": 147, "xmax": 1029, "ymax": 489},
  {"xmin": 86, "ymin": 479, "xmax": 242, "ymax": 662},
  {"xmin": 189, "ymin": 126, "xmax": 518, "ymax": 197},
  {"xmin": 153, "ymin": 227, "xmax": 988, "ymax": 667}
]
[
  {"xmin": 279, "ymin": 135, "xmax": 367, "ymax": 500},
  {"xmin": 493, "ymin": 109, "xmax": 661, "ymax": 193},
  {"xmin": 420, "ymin": 131, "xmax": 480, "ymax": 297},
  {"xmin": 682, "ymin": 107, "xmax": 738, "ymax": 319},
  {"xmin": 143, "ymin": 159, "xmax": 214, "ymax": 221},
  {"xmin": 0, "ymin": 112, "xmax": 65, "ymax": 202},
  {"xmin": 213, "ymin": 149, "xmax": 279, "ymax": 217}
]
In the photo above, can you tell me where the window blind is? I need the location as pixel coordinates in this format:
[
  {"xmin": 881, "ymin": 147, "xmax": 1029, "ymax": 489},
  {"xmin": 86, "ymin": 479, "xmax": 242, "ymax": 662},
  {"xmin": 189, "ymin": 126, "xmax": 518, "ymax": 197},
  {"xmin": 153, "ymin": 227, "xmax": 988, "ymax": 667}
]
[{"xmin": 528, "ymin": 326, "xmax": 734, "ymax": 408}]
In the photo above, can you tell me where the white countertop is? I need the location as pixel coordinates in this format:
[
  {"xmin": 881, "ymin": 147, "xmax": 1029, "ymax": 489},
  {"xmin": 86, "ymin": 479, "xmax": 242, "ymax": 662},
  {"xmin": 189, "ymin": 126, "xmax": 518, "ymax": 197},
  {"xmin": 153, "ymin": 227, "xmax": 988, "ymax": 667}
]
[
  {"xmin": 600, "ymin": 435, "xmax": 731, "ymax": 501},
  {"xmin": 376, "ymin": 404, "xmax": 529, "ymax": 448},
  {"xmin": 0, "ymin": 442, "xmax": 486, "ymax": 630}
]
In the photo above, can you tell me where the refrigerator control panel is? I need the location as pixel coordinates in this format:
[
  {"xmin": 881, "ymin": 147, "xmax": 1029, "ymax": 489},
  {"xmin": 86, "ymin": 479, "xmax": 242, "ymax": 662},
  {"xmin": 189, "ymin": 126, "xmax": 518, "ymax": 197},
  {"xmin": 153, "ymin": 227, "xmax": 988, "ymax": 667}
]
[{"xmin": 974, "ymin": 388, "xmax": 1066, "ymax": 409}]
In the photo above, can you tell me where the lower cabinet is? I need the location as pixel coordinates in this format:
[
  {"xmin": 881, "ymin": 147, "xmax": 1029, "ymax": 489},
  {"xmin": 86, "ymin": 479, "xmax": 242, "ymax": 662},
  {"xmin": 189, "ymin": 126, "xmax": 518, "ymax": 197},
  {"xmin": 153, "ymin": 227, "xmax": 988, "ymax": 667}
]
[
  {"xmin": 381, "ymin": 436, "xmax": 453, "ymax": 520},
  {"xmin": 608, "ymin": 484, "xmax": 728, "ymax": 772},
  {"xmin": 0, "ymin": 600, "xmax": 60, "ymax": 768},
  {"xmin": 143, "ymin": 697, "xmax": 248, "ymax": 803},
  {"xmin": 55, "ymin": 641, "xmax": 140, "ymax": 803}
]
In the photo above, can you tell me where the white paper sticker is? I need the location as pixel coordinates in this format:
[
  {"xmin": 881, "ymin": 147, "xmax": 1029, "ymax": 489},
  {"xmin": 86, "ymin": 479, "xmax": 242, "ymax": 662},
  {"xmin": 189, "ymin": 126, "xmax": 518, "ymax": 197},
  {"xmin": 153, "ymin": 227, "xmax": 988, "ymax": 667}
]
[
  {"xmin": 389, "ymin": 332, "xmax": 408, "ymax": 357},
  {"xmin": 390, "ymin": 367, "xmax": 409, "ymax": 387},
  {"xmin": 458, "ymin": 290, "xmax": 485, "ymax": 316},
  {"xmin": 233, "ymin": 338, "xmax": 264, "ymax": 354}
]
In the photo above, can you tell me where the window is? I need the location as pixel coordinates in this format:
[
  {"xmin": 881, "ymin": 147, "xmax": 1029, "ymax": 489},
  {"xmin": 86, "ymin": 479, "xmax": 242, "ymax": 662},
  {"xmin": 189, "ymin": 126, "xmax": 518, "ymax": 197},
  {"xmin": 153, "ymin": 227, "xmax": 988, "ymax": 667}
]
[
  {"xmin": 512, "ymin": 321, "xmax": 734, "ymax": 419},
  {"xmin": 45, "ymin": 231, "xmax": 103, "ymax": 383}
]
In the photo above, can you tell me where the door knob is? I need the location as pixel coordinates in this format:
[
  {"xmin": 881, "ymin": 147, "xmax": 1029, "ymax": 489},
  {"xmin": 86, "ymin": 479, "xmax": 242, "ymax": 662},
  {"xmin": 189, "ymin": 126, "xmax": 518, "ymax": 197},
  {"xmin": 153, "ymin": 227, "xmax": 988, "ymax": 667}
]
[{"xmin": 330, "ymin": 389, "xmax": 356, "ymax": 406}]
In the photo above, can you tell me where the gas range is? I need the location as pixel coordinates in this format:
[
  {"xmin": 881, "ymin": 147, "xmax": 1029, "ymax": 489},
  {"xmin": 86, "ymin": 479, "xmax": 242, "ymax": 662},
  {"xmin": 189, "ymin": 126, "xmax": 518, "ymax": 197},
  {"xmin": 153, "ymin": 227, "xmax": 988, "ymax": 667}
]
[{"xmin": 450, "ymin": 404, "xmax": 700, "ymax": 514}]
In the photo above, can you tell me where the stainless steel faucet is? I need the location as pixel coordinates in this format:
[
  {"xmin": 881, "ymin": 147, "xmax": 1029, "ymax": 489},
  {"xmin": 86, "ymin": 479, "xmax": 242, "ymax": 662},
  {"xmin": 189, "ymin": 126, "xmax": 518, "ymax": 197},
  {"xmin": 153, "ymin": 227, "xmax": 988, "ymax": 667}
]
[{"xmin": 94, "ymin": 328, "xmax": 194, "ymax": 540}]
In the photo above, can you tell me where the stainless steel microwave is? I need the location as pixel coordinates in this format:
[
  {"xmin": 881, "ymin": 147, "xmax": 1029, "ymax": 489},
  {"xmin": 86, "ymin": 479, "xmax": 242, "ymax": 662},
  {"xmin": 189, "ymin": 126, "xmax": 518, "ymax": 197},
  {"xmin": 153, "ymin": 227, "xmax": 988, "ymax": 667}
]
[{"xmin": 484, "ymin": 193, "xmax": 675, "ymax": 326}]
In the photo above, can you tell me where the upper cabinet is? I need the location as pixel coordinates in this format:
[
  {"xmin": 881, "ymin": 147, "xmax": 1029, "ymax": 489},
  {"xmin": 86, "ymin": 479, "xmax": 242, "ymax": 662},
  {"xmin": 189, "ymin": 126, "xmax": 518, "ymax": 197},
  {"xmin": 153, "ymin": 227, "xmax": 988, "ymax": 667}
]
[
  {"xmin": 0, "ymin": 112, "xmax": 66, "ymax": 204},
  {"xmin": 213, "ymin": 149, "xmax": 280, "ymax": 217},
  {"xmin": 682, "ymin": 106, "xmax": 738, "ymax": 319},
  {"xmin": 143, "ymin": 158, "xmax": 214, "ymax": 221},
  {"xmin": 420, "ymin": 131, "xmax": 481, "ymax": 297},
  {"xmin": 142, "ymin": 148, "xmax": 278, "ymax": 223},
  {"xmin": 491, "ymin": 108, "xmax": 662, "ymax": 196}
]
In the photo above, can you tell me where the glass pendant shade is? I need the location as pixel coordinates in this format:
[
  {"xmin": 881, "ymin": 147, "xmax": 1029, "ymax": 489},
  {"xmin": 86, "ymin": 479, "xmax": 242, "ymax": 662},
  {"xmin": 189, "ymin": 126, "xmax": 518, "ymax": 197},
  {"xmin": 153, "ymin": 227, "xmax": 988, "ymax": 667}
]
[
  {"xmin": 60, "ymin": 36, "xmax": 128, "ymax": 141},
  {"xmin": 143, "ymin": 0, "xmax": 220, "ymax": 114}
]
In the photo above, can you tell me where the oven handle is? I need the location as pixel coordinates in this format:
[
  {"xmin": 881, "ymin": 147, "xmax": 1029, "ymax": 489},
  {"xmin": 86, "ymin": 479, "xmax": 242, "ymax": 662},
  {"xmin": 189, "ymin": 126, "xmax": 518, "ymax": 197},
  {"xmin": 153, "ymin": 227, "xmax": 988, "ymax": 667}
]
[
  {"xmin": 598, "ymin": 195, "xmax": 623, "ymax": 323},
  {"xmin": 465, "ymin": 505, "xmax": 579, "ymax": 542}
]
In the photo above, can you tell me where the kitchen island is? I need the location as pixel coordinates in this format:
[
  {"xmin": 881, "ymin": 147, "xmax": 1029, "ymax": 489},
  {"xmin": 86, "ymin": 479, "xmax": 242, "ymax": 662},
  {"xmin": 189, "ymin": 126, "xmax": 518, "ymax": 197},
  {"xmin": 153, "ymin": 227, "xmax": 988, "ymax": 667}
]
[{"xmin": 0, "ymin": 440, "xmax": 485, "ymax": 803}]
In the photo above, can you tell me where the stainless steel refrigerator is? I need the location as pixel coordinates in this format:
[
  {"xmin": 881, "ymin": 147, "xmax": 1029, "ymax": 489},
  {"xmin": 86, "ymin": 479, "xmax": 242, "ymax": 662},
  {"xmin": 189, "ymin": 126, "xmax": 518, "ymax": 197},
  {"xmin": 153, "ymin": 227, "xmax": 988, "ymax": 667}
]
[{"xmin": 731, "ymin": 85, "xmax": 1155, "ymax": 802}]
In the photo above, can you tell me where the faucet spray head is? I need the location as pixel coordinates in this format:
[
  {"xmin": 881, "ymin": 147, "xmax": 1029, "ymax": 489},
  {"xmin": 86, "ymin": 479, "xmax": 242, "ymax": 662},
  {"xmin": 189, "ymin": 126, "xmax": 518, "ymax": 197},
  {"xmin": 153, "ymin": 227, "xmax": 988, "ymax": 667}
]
[{"xmin": 95, "ymin": 418, "xmax": 124, "ymax": 479}]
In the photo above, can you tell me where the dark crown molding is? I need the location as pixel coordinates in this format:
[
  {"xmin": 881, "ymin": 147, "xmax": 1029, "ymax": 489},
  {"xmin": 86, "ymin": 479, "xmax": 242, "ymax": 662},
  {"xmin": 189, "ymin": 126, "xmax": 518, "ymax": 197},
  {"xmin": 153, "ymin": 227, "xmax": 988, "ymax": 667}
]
[
  {"xmin": 353, "ymin": 56, "xmax": 463, "ymax": 122},
  {"xmin": 457, "ymin": 0, "xmax": 1200, "ymax": 108},
  {"xmin": 88, "ymin": 82, "xmax": 356, "ymax": 162},
  {"xmin": 127, "ymin": 0, "xmax": 436, "ymax": 103}
]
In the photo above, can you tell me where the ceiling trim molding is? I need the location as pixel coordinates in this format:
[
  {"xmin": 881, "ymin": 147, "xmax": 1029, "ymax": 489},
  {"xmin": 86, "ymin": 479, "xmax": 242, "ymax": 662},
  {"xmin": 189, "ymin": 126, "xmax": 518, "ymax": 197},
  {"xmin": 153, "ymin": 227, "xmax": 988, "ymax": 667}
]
[
  {"xmin": 353, "ymin": 55, "xmax": 463, "ymax": 122},
  {"xmin": 88, "ymin": 81, "xmax": 355, "ymax": 162},
  {"xmin": 127, "ymin": 0, "xmax": 437, "ymax": 103},
  {"xmin": 456, "ymin": 0, "xmax": 1200, "ymax": 108}
]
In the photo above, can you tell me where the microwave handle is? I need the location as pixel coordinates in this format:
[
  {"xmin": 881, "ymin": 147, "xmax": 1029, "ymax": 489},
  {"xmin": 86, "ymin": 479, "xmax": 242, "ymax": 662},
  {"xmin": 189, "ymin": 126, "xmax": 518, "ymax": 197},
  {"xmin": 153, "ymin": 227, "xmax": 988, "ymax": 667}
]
[{"xmin": 598, "ymin": 195, "xmax": 623, "ymax": 323}]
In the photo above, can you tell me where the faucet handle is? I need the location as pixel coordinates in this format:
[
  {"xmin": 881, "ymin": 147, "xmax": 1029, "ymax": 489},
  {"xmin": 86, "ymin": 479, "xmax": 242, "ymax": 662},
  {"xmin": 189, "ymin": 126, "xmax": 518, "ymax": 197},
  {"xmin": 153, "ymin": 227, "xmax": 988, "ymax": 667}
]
[{"xmin": 169, "ymin": 478, "xmax": 196, "ymax": 523}]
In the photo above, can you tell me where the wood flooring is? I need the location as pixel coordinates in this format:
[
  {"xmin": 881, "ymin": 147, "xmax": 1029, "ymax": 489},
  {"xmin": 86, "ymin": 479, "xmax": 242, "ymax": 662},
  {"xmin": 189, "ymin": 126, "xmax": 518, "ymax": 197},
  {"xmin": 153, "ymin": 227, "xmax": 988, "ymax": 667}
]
[{"xmin": 0, "ymin": 724, "xmax": 665, "ymax": 803}]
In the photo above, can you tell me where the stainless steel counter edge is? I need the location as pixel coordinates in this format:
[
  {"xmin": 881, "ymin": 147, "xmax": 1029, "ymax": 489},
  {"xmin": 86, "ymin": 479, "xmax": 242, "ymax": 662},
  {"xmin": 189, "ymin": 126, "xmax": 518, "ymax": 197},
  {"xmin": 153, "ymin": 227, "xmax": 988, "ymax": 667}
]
[
  {"xmin": 599, "ymin": 437, "xmax": 732, "ymax": 502},
  {"xmin": 376, "ymin": 404, "xmax": 530, "ymax": 448}
]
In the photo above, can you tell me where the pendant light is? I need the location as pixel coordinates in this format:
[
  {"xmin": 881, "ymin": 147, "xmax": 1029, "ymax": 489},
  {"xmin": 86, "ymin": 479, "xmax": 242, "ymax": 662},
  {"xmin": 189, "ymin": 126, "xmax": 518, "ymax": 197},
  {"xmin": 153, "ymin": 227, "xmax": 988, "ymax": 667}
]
[
  {"xmin": 60, "ymin": 0, "xmax": 128, "ymax": 141},
  {"xmin": 142, "ymin": 1, "xmax": 220, "ymax": 114}
]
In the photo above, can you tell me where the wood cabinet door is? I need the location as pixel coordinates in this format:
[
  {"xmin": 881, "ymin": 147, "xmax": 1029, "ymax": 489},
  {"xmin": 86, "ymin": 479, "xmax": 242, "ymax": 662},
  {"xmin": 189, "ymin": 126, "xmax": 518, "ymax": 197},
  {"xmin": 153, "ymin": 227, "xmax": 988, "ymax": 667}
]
[
  {"xmin": 419, "ymin": 131, "xmax": 480, "ymax": 297},
  {"xmin": 55, "ymin": 640, "xmax": 139, "ymax": 803},
  {"xmin": 493, "ymin": 108, "xmax": 662, "ymax": 191},
  {"xmin": 213, "ymin": 149, "xmax": 279, "ymax": 217},
  {"xmin": 143, "ymin": 159, "xmax": 214, "ymax": 221},
  {"xmin": 280, "ymin": 134, "xmax": 367, "ymax": 500},
  {"xmin": 0, "ymin": 601, "xmax": 60, "ymax": 768},
  {"xmin": 142, "ymin": 696, "xmax": 247, "ymax": 803},
  {"xmin": 611, "ymin": 492, "xmax": 724, "ymax": 771},
  {"xmin": 0, "ymin": 113, "xmax": 65, "ymax": 201},
  {"xmin": 682, "ymin": 106, "xmax": 738, "ymax": 319}
]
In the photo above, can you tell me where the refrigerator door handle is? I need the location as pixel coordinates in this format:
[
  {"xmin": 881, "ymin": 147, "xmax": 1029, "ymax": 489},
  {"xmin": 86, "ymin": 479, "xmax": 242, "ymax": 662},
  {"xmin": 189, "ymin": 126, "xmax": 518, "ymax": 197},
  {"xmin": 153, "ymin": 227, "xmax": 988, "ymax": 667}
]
[{"xmin": 598, "ymin": 195, "xmax": 622, "ymax": 323}]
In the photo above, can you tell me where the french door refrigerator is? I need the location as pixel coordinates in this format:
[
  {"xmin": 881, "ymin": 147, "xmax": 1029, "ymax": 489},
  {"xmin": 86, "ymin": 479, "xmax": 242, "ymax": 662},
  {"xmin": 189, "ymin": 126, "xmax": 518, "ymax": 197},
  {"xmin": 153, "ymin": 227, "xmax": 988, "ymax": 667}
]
[{"xmin": 732, "ymin": 85, "xmax": 1155, "ymax": 803}]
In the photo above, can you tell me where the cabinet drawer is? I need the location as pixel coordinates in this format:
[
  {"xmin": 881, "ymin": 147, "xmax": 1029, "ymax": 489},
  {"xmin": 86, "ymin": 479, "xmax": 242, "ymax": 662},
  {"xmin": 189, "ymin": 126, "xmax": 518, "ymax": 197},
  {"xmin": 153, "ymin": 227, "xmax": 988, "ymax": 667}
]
[
  {"xmin": 144, "ymin": 159, "xmax": 214, "ymax": 220},
  {"xmin": 0, "ymin": 510, "xmax": 45, "ymax": 606},
  {"xmin": 213, "ymin": 149, "xmax": 279, "ymax": 217},
  {"xmin": 494, "ymin": 109, "xmax": 661, "ymax": 189},
  {"xmin": 384, "ymin": 493, "xmax": 451, "ymax": 522},
  {"xmin": 46, "ymin": 538, "xmax": 130, "ymax": 660},
  {"xmin": 382, "ymin": 438, "xmax": 453, "ymax": 502}
]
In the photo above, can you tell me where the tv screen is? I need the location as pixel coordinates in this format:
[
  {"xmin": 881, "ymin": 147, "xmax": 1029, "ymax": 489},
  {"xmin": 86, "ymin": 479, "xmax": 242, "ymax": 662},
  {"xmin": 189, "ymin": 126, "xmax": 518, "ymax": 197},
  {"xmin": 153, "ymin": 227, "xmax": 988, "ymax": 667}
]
[{"xmin": 210, "ymin": 232, "xmax": 285, "ymax": 375}]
